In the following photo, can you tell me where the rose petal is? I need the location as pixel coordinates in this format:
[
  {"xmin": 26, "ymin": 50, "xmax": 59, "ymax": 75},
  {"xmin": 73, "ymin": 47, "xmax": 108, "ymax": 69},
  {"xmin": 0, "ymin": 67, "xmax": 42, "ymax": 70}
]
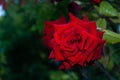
[
  {"xmin": 89, "ymin": 21, "xmax": 97, "ymax": 36},
  {"xmin": 83, "ymin": 15, "xmax": 89, "ymax": 22},
  {"xmin": 52, "ymin": 40, "xmax": 64, "ymax": 61},
  {"xmin": 86, "ymin": 51, "xmax": 95, "ymax": 62},
  {"xmin": 59, "ymin": 64, "xmax": 65, "ymax": 70},
  {"xmin": 69, "ymin": 13, "xmax": 82, "ymax": 22},
  {"xmin": 63, "ymin": 62, "xmax": 71, "ymax": 70},
  {"xmin": 49, "ymin": 50, "xmax": 55, "ymax": 59},
  {"xmin": 43, "ymin": 16, "xmax": 66, "ymax": 48},
  {"xmin": 92, "ymin": 40, "xmax": 105, "ymax": 61},
  {"xmin": 77, "ymin": 32, "xmax": 88, "ymax": 51},
  {"xmin": 54, "ymin": 23, "xmax": 72, "ymax": 44},
  {"xmin": 66, "ymin": 51, "xmax": 83, "ymax": 66},
  {"xmin": 97, "ymin": 31, "xmax": 104, "ymax": 39}
]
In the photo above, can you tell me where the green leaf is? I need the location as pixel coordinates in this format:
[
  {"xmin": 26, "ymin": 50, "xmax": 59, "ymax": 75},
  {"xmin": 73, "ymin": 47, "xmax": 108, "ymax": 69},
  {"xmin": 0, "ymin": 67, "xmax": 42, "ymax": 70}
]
[
  {"xmin": 99, "ymin": 56, "xmax": 114, "ymax": 70},
  {"xmin": 99, "ymin": 1, "xmax": 117, "ymax": 17},
  {"xmin": 107, "ymin": 57, "xmax": 114, "ymax": 70},
  {"xmin": 103, "ymin": 30, "xmax": 120, "ymax": 44},
  {"xmin": 96, "ymin": 18, "xmax": 107, "ymax": 29}
]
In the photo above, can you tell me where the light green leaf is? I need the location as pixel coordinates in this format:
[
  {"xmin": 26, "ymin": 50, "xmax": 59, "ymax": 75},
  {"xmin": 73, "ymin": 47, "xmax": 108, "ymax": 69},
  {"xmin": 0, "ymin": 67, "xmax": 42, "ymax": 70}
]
[
  {"xmin": 99, "ymin": 1, "xmax": 117, "ymax": 16},
  {"xmin": 96, "ymin": 18, "xmax": 107, "ymax": 29},
  {"xmin": 103, "ymin": 30, "xmax": 120, "ymax": 44}
]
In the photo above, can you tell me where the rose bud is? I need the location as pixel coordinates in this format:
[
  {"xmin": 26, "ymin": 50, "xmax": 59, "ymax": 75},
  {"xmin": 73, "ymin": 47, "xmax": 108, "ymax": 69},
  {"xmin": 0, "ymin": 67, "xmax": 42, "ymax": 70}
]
[
  {"xmin": 45, "ymin": 13, "xmax": 105, "ymax": 70},
  {"xmin": 68, "ymin": 1, "xmax": 81, "ymax": 16}
]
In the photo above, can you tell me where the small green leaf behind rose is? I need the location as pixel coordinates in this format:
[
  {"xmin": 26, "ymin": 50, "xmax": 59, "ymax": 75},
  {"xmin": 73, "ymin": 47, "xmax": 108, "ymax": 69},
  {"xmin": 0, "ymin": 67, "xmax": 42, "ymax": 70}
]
[
  {"xmin": 103, "ymin": 30, "xmax": 120, "ymax": 44},
  {"xmin": 99, "ymin": 1, "xmax": 118, "ymax": 17},
  {"xmin": 96, "ymin": 18, "xmax": 107, "ymax": 29}
]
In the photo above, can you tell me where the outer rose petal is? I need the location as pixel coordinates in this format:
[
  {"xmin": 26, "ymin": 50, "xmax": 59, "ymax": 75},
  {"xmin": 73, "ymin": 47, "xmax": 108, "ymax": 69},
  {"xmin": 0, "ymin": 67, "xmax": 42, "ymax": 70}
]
[
  {"xmin": 79, "ymin": 21, "xmax": 97, "ymax": 36},
  {"xmin": 59, "ymin": 62, "xmax": 71, "ymax": 70},
  {"xmin": 53, "ymin": 16, "xmax": 66, "ymax": 24},
  {"xmin": 86, "ymin": 51, "xmax": 95, "ymax": 62},
  {"xmin": 83, "ymin": 31, "xmax": 99, "ymax": 51},
  {"xmin": 69, "ymin": 13, "xmax": 82, "ymax": 22},
  {"xmin": 43, "ymin": 35, "xmax": 53, "ymax": 48},
  {"xmin": 43, "ymin": 16, "xmax": 66, "ymax": 48},
  {"xmin": 51, "ymin": 39, "xmax": 64, "ymax": 61},
  {"xmin": 97, "ymin": 31, "xmax": 104, "ymax": 39},
  {"xmin": 63, "ymin": 62, "xmax": 71, "ymax": 70},
  {"xmin": 83, "ymin": 15, "xmax": 89, "ymax": 22},
  {"xmin": 69, "ymin": 13, "xmax": 97, "ymax": 36},
  {"xmin": 49, "ymin": 51, "xmax": 55, "ymax": 59},
  {"xmin": 59, "ymin": 64, "xmax": 64, "ymax": 70},
  {"xmin": 67, "ymin": 51, "xmax": 83, "ymax": 66},
  {"xmin": 92, "ymin": 40, "xmax": 105, "ymax": 61},
  {"xmin": 88, "ymin": 22, "xmax": 97, "ymax": 36}
]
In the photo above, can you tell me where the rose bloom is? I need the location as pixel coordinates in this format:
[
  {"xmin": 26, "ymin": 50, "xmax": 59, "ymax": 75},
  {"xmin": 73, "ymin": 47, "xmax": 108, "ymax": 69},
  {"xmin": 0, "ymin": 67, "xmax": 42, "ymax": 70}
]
[{"xmin": 43, "ymin": 13, "xmax": 105, "ymax": 70}]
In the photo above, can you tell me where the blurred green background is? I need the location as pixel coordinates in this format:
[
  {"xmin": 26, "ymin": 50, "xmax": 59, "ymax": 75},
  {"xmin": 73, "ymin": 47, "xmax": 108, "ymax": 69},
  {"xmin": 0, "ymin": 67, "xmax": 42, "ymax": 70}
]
[{"xmin": 0, "ymin": 0, "xmax": 120, "ymax": 80}]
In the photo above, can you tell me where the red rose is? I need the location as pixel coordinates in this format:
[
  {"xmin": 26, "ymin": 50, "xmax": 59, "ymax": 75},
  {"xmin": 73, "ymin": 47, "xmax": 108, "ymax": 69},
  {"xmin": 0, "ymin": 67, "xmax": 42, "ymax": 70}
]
[
  {"xmin": 43, "ymin": 16, "xmax": 66, "ymax": 48},
  {"xmin": 90, "ymin": 0, "xmax": 101, "ymax": 5},
  {"xmin": 47, "ymin": 13, "xmax": 105, "ymax": 70}
]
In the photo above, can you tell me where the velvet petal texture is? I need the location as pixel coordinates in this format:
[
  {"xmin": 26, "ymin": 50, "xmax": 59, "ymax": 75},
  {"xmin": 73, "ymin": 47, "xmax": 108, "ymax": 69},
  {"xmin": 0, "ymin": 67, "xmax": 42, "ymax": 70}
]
[{"xmin": 43, "ymin": 13, "xmax": 105, "ymax": 70}]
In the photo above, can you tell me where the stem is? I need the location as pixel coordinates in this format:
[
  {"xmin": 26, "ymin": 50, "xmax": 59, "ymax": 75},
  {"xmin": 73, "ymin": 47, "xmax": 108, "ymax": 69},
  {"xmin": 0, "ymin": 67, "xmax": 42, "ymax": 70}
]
[{"xmin": 94, "ymin": 61, "xmax": 116, "ymax": 80}]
